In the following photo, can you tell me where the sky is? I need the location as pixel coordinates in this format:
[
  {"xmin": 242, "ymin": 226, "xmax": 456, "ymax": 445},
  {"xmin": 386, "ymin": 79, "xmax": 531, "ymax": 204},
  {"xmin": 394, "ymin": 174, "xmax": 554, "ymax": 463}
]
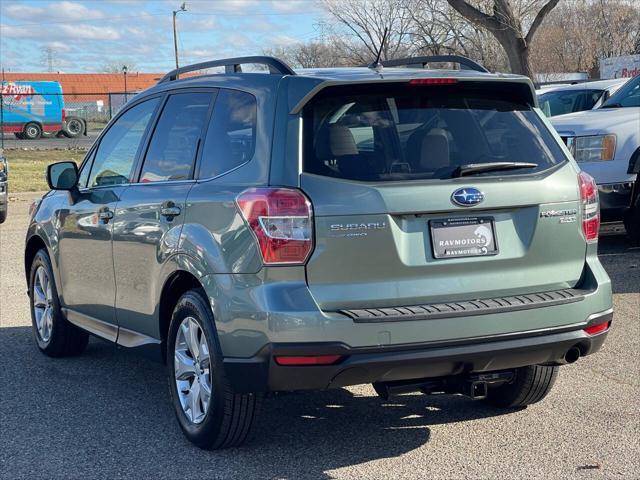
[{"xmin": 0, "ymin": 0, "xmax": 327, "ymax": 73}]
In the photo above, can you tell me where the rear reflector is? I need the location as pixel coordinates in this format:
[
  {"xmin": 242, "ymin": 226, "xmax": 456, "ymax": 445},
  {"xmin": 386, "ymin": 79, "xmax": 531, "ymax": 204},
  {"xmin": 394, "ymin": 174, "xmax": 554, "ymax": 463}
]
[
  {"xmin": 409, "ymin": 78, "xmax": 458, "ymax": 85},
  {"xmin": 274, "ymin": 355, "xmax": 342, "ymax": 366},
  {"xmin": 578, "ymin": 171, "xmax": 600, "ymax": 242},
  {"xmin": 583, "ymin": 321, "xmax": 611, "ymax": 336},
  {"xmin": 236, "ymin": 187, "xmax": 314, "ymax": 265}
]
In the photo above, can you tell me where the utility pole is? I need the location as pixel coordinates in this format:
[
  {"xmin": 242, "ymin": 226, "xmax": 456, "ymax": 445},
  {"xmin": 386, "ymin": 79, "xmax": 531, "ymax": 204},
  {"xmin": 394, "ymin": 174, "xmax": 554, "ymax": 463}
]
[
  {"xmin": 122, "ymin": 65, "xmax": 128, "ymax": 102},
  {"xmin": 47, "ymin": 48, "xmax": 53, "ymax": 72},
  {"xmin": 172, "ymin": 2, "xmax": 187, "ymax": 69},
  {"xmin": 40, "ymin": 47, "xmax": 55, "ymax": 72}
]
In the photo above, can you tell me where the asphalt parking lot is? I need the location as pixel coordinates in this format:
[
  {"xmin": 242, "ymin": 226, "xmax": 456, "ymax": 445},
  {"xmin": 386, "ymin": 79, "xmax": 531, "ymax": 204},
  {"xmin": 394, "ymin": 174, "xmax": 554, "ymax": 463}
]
[
  {"xmin": 1, "ymin": 131, "xmax": 99, "ymax": 150},
  {"xmin": 1, "ymin": 195, "xmax": 638, "ymax": 480}
]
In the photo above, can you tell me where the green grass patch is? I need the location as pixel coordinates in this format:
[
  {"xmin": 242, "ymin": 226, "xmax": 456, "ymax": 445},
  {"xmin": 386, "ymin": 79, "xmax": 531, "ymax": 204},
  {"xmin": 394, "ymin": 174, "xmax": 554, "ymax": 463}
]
[
  {"xmin": 4, "ymin": 149, "xmax": 86, "ymax": 192},
  {"xmin": 86, "ymin": 121, "xmax": 108, "ymax": 131}
]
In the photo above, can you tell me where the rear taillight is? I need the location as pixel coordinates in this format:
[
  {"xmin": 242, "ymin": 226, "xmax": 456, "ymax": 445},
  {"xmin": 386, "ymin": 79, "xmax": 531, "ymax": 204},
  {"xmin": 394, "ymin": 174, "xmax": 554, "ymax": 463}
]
[
  {"xmin": 579, "ymin": 172, "xmax": 599, "ymax": 242},
  {"xmin": 61, "ymin": 108, "xmax": 66, "ymax": 122},
  {"xmin": 409, "ymin": 78, "xmax": 458, "ymax": 85},
  {"xmin": 236, "ymin": 187, "xmax": 314, "ymax": 265}
]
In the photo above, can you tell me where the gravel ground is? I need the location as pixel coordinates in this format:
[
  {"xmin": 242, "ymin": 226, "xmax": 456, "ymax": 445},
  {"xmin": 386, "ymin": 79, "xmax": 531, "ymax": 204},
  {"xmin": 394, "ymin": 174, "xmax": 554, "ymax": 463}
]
[{"xmin": 1, "ymin": 194, "xmax": 638, "ymax": 480}]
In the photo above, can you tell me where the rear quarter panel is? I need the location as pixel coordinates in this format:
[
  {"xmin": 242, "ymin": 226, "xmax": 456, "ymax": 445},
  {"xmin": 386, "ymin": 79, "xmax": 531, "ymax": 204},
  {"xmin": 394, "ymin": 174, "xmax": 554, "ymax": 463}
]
[{"xmin": 25, "ymin": 192, "xmax": 65, "ymax": 294}]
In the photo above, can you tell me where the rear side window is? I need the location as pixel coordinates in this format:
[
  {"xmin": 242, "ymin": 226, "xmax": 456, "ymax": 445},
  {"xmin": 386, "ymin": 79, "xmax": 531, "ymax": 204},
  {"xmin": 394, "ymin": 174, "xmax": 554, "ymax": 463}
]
[
  {"xmin": 199, "ymin": 89, "xmax": 257, "ymax": 179},
  {"xmin": 88, "ymin": 98, "xmax": 159, "ymax": 187},
  {"xmin": 538, "ymin": 89, "xmax": 603, "ymax": 116},
  {"xmin": 303, "ymin": 83, "xmax": 566, "ymax": 182},
  {"xmin": 140, "ymin": 92, "xmax": 212, "ymax": 182}
]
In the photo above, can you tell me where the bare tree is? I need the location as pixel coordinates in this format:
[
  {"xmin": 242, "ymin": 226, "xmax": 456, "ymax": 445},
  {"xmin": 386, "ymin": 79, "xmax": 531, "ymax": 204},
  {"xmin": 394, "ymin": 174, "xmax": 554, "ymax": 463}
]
[
  {"xmin": 322, "ymin": 0, "xmax": 414, "ymax": 64},
  {"xmin": 100, "ymin": 61, "xmax": 139, "ymax": 73},
  {"xmin": 264, "ymin": 41, "xmax": 346, "ymax": 69},
  {"xmin": 530, "ymin": 0, "xmax": 640, "ymax": 77},
  {"xmin": 444, "ymin": 0, "xmax": 560, "ymax": 77},
  {"xmin": 408, "ymin": 0, "xmax": 462, "ymax": 55},
  {"xmin": 408, "ymin": 0, "xmax": 508, "ymax": 71}
]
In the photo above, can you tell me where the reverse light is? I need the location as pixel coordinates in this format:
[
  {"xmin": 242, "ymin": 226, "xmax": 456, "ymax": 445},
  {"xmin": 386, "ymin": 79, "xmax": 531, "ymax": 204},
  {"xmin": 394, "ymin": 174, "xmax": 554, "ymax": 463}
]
[
  {"xmin": 579, "ymin": 171, "xmax": 600, "ymax": 242},
  {"xmin": 584, "ymin": 320, "xmax": 611, "ymax": 336},
  {"xmin": 409, "ymin": 78, "xmax": 458, "ymax": 85},
  {"xmin": 274, "ymin": 355, "xmax": 342, "ymax": 366},
  {"xmin": 236, "ymin": 187, "xmax": 314, "ymax": 265}
]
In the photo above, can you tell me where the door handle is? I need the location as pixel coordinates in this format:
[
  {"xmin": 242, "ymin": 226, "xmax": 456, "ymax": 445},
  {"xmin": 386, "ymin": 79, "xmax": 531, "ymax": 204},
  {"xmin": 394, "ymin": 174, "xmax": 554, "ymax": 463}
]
[
  {"xmin": 98, "ymin": 208, "xmax": 114, "ymax": 222},
  {"xmin": 160, "ymin": 201, "xmax": 181, "ymax": 219}
]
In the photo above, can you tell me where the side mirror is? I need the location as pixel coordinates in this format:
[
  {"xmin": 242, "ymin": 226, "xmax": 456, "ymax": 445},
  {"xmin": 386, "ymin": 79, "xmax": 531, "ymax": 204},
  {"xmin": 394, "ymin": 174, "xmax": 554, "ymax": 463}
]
[{"xmin": 47, "ymin": 161, "xmax": 78, "ymax": 191}]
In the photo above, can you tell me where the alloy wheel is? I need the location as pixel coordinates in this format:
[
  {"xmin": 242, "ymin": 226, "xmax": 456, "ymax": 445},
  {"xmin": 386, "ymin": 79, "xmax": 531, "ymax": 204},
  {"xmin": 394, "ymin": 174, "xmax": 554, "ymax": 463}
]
[
  {"xmin": 174, "ymin": 317, "xmax": 212, "ymax": 424},
  {"xmin": 33, "ymin": 266, "xmax": 54, "ymax": 342}
]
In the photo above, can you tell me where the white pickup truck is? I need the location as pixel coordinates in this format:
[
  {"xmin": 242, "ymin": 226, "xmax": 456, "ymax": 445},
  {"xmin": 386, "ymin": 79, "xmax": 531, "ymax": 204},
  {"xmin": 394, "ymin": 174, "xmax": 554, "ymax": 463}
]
[{"xmin": 551, "ymin": 75, "xmax": 640, "ymax": 243}]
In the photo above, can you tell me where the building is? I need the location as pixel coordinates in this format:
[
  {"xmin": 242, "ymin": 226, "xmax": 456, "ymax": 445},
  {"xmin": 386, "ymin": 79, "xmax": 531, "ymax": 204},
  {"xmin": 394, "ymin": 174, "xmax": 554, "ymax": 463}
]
[
  {"xmin": 1, "ymin": 72, "xmax": 161, "ymax": 102},
  {"xmin": 1, "ymin": 72, "xmax": 162, "ymax": 120}
]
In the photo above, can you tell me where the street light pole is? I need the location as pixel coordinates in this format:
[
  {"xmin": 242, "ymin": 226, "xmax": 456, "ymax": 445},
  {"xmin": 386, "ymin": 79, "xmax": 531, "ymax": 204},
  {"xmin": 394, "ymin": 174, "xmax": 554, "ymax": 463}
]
[
  {"xmin": 172, "ymin": 2, "xmax": 187, "ymax": 69},
  {"xmin": 122, "ymin": 65, "xmax": 128, "ymax": 102}
]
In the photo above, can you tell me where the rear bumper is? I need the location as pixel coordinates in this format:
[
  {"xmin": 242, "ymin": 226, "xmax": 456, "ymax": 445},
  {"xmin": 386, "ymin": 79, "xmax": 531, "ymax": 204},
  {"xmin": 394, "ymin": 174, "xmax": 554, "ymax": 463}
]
[{"xmin": 224, "ymin": 308, "xmax": 612, "ymax": 393}]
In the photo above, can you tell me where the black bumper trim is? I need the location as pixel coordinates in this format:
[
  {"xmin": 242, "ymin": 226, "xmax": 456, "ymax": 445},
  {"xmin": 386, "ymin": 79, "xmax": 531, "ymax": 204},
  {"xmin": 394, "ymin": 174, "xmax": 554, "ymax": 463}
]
[
  {"xmin": 338, "ymin": 288, "xmax": 586, "ymax": 323},
  {"xmin": 224, "ymin": 309, "xmax": 612, "ymax": 393}
]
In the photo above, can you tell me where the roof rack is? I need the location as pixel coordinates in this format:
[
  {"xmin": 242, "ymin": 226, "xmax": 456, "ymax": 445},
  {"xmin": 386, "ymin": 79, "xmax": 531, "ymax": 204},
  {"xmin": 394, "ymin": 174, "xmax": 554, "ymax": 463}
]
[
  {"xmin": 158, "ymin": 56, "xmax": 296, "ymax": 84},
  {"xmin": 381, "ymin": 55, "xmax": 489, "ymax": 73}
]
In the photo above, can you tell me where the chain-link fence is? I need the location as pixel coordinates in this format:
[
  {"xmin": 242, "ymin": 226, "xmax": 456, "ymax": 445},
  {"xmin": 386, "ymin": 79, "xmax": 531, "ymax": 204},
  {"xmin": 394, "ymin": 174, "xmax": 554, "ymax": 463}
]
[{"xmin": 1, "ymin": 91, "xmax": 138, "ymax": 150}]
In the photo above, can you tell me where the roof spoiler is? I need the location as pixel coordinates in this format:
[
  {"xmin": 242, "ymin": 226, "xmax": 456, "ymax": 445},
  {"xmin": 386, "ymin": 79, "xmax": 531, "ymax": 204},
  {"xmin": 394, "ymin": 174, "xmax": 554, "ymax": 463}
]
[
  {"xmin": 158, "ymin": 56, "xmax": 296, "ymax": 84},
  {"xmin": 380, "ymin": 55, "xmax": 489, "ymax": 73}
]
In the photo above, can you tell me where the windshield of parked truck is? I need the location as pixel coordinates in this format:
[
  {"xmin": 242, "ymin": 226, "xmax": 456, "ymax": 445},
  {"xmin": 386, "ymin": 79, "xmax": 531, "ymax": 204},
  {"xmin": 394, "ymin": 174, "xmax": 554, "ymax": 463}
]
[
  {"xmin": 602, "ymin": 76, "xmax": 640, "ymax": 108},
  {"xmin": 538, "ymin": 89, "xmax": 604, "ymax": 116}
]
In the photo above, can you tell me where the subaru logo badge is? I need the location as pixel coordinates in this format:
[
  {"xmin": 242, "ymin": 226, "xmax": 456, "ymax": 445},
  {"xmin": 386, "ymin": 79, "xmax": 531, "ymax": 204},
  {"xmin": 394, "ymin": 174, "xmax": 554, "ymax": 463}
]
[{"xmin": 451, "ymin": 187, "xmax": 484, "ymax": 207}]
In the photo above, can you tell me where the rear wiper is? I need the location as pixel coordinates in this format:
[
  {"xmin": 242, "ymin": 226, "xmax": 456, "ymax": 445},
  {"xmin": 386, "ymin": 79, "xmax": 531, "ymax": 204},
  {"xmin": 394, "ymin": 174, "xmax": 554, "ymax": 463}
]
[{"xmin": 452, "ymin": 162, "xmax": 538, "ymax": 178}]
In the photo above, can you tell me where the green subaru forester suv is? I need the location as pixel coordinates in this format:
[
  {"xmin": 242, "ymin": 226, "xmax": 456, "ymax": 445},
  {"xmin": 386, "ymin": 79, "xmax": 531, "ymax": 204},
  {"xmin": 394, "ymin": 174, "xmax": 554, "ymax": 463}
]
[{"xmin": 25, "ymin": 56, "xmax": 613, "ymax": 449}]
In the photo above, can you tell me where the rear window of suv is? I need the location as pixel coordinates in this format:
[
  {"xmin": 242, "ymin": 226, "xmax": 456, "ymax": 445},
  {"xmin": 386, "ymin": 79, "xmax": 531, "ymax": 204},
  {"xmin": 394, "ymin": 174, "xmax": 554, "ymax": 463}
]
[{"xmin": 303, "ymin": 83, "xmax": 566, "ymax": 182}]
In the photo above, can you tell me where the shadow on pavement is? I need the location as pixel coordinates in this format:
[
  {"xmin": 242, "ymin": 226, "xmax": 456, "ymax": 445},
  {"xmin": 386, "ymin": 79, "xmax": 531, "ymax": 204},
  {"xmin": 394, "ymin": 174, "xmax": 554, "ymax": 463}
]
[
  {"xmin": 597, "ymin": 234, "xmax": 640, "ymax": 294},
  {"xmin": 0, "ymin": 326, "xmax": 512, "ymax": 479}
]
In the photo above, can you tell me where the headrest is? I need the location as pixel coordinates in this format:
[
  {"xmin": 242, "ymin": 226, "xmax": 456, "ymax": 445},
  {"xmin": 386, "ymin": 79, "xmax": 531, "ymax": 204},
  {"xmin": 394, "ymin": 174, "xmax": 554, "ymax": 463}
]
[
  {"xmin": 420, "ymin": 129, "xmax": 450, "ymax": 170},
  {"xmin": 315, "ymin": 124, "xmax": 359, "ymax": 160}
]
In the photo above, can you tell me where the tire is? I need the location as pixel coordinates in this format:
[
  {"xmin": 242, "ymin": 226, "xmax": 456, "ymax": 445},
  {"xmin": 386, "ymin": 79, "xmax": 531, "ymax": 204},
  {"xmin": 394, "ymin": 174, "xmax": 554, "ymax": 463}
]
[
  {"xmin": 167, "ymin": 289, "xmax": 260, "ymax": 449},
  {"xmin": 63, "ymin": 117, "xmax": 84, "ymax": 138},
  {"xmin": 624, "ymin": 203, "xmax": 640, "ymax": 246},
  {"xmin": 23, "ymin": 122, "xmax": 42, "ymax": 140},
  {"xmin": 0, "ymin": 207, "xmax": 6, "ymax": 224},
  {"xmin": 29, "ymin": 249, "xmax": 89, "ymax": 357},
  {"xmin": 485, "ymin": 364, "xmax": 558, "ymax": 408}
]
